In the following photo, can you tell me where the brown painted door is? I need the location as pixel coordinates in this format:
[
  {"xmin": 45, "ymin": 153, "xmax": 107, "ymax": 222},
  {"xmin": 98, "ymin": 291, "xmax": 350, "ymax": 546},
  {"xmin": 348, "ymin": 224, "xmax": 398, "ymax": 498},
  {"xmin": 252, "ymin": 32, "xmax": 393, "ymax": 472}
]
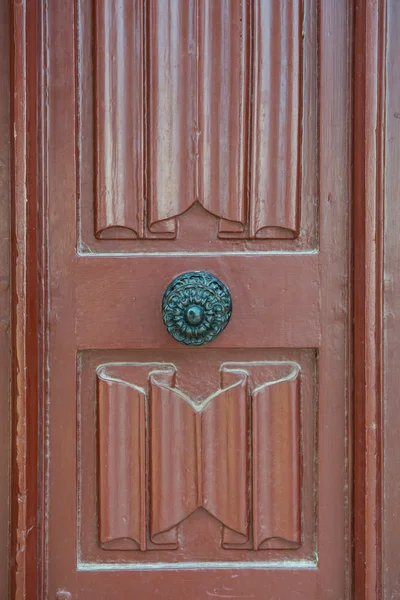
[{"xmin": 44, "ymin": 1, "xmax": 351, "ymax": 598}]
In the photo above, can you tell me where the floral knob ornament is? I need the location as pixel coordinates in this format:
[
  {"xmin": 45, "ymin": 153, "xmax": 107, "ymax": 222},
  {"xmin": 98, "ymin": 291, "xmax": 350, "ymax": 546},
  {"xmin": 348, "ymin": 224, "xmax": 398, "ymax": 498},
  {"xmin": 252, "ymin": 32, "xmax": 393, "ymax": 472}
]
[{"xmin": 162, "ymin": 271, "xmax": 232, "ymax": 346}]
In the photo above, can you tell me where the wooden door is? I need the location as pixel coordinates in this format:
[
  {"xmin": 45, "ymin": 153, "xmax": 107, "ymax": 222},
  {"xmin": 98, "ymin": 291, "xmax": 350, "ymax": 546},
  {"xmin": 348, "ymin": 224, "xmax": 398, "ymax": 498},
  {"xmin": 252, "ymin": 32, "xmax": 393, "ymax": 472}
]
[{"xmin": 15, "ymin": 1, "xmax": 352, "ymax": 598}]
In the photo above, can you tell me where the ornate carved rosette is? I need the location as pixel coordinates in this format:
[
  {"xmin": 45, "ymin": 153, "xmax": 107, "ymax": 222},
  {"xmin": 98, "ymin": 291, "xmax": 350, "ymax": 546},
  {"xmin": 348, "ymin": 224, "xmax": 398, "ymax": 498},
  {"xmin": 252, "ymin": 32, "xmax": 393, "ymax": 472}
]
[{"xmin": 162, "ymin": 272, "xmax": 232, "ymax": 346}]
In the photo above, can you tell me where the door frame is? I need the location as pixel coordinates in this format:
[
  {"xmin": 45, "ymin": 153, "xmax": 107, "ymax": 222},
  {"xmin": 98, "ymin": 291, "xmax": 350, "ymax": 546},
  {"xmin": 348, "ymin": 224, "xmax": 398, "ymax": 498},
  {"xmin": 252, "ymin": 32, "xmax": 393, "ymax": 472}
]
[
  {"xmin": 353, "ymin": 1, "xmax": 385, "ymax": 599},
  {"xmin": 8, "ymin": 0, "xmax": 386, "ymax": 598}
]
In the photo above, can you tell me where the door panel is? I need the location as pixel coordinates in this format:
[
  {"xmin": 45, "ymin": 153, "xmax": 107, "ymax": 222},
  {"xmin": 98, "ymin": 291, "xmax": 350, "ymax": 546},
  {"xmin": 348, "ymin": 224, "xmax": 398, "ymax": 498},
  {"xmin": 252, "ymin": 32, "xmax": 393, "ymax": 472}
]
[
  {"xmin": 75, "ymin": 255, "xmax": 320, "ymax": 349},
  {"xmin": 44, "ymin": 1, "xmax": 351, "ymax": 598},
  {"xmin": 79, "ymin": 0, "xmax": 317, "ymax": 253},
  {"xmin": 78, "ymin": 349, "xmax": 315, "ymax": 567},
  {"xmin": 92, "ymin": 0, "xmax": 299, "ymax": 240}
]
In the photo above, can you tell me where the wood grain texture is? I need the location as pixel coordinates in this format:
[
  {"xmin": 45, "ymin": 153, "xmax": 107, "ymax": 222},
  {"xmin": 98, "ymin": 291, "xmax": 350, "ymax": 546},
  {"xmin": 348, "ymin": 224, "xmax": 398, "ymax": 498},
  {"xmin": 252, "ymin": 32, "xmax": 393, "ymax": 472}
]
[
  {"xmin": 149, "ymin": 371, "xmax": 198, "ymax": 546},
  {"xmin": 318, "ymin": 1, "xmax": 352, "ymax": 596},
  {"xmin": 148, "ymin": 0, "xmax": 196, "ymax": 236},
  {"xmin": 97, "ymin": 368, "xmax": 146, "ymax": 550},
  {"xmin": 197, "ymin": 0, "xmax": 249, "ymax": 235},
  {"xmin": 11, "ymin": 1, "xmax": 29, "ymax": 594},
  {"xmin": 10, "ymin": 0, "xmax": 43, "ymax": 598},
  {"xmin": 353, "ymin": 1, "xmax": 385, "ymax": 598},
  {"xmin": 45, "ymin": 2, "xmax": 79, "ymax": 598},
  {"xmin": 94, "ymin": 0, "xmax": 144, "ymax": 239},
  {"xmin": 150, "ymin": 367, "xmax": 250, "ymax": 548},
  {"xmin": 201, "ymin": 369, "xmax": 249, "ymax": 547},
  {"xmin": 15, "ymin": 0, "xmax": 355, "ymax": 596},
  {"xmin": 75, "ymin": 254, "xmax": 320, "ymax": 350},
  {"xmin": 252, "ymin": 373, "xmax": 301, "ymax": 549},
  {"xmin": 382, "ymin": 1, "xmax": 400, "ymax": 599},
  {"xmin": 93, "ymin": 0, "xmax": 301, "ymax": 241},
  {"xmin": 250, "ymin": 0, "xmax": 301, "ymax": 239},
  {"xmin": 0, "ymin": 0, "xmax": 10, "ymax": 597},
  {"xmin": 97, "ymin": 362, "xmax": 300, "ymax": 552}
]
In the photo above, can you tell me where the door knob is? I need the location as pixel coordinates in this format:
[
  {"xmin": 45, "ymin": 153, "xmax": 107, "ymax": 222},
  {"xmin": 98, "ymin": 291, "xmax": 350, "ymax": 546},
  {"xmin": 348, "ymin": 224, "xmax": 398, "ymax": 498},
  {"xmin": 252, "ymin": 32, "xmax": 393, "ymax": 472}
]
[{"xmin": 162, "ymin": 271, "xmax": 232, "ymax": 346}]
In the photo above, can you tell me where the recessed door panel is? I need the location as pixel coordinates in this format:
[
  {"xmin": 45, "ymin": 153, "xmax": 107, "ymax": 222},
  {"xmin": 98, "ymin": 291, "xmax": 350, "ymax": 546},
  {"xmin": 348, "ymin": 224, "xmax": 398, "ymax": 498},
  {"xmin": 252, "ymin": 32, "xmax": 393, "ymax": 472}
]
[{"xmin": 78, "ymin": 350, "xmax": 314, "ymax": 567}]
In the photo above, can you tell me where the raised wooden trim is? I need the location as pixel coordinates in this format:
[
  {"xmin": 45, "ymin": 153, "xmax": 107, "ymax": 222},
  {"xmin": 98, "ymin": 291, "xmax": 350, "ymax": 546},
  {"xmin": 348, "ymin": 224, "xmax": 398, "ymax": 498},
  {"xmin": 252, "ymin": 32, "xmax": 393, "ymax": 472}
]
[
  {"xmin": 353, "ymin": 1, "xmax": 385, "ymax": 598},
  {"xmin": 378, "ymin": 1, "xmax": 400, "ymax": 597},
  {"xmin": 10, "ymin": 0, "xmax": 44, "ymax": 598},
  {"xmin": 0, "ymin": 1, "xmax": 11, "ymax": 597},
  {"xmin": 10, "ymin": 1, "xmax": 29, "ymax": 596}
]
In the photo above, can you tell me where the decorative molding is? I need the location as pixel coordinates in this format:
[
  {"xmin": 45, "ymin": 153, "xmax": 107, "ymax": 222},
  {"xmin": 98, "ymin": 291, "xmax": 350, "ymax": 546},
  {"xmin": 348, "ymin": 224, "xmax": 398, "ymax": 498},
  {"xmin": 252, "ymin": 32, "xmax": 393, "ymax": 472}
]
[
  {"xmin": 94, "ymin": 0, "xmax": 144, "ymax": 239},
  {"xmin": 252, "ymin": 374, "xmax": 301, "ymax": 549},
  {"xmin": 97, "ymin": 371, "xmax": 146, "ymax": 550},
  {"xmin": 250, "ymin": 0, "xmax": 301, "ymax": 239},
  {"xmin": 96, "ymin": 362, "xmax": 301, "ymax": 552},
  {"xmin": 11, "ymin": 2, "xmax": 29, "ymax": 595},
  {"xmin": 0, "ymin": 1, "xmax": 11, "ymax": 597},
  {"xmin": 149, "ymin": 367, "xmax": 250, "ymax": 549},
  {"xmin": 10, "ymin": 0, "xmax": 45, "ymax": 598},
  {"xmin": 93, "ymin": 0, "xmax": 302, "ymax": 241},
  {"xmin": 353, "ymin": 0, "xmax": 385, "ymax": 598}
]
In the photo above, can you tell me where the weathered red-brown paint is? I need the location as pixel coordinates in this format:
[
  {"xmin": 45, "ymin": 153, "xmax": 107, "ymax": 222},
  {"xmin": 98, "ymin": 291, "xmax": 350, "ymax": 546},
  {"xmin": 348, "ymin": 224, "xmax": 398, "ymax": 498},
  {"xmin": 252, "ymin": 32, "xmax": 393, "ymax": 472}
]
[
  {"xmin": 10, "ymin": 0, "xmax": 44, "ymax": 598},
  {"xmin": 381, "ymin": 1, "xmax": 400, "ymax": 598},
  {"xmin": 353, "ymin": 1, "xmax": 385, "ymax": 598},
  {"xmin": 4, "ymin": 0, "xmax": 392, "ymax": 599},
  {"xmin": 0, "ymin": 1, "xmax": 10, "ymax": 598}
]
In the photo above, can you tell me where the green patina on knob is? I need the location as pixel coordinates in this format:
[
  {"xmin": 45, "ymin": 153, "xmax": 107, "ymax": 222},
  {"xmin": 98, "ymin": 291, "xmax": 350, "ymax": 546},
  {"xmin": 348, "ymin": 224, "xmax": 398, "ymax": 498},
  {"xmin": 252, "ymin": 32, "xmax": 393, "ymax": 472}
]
[{"xmin": 162, "ymin": 271, "xmax": 232, "ymax": 346}]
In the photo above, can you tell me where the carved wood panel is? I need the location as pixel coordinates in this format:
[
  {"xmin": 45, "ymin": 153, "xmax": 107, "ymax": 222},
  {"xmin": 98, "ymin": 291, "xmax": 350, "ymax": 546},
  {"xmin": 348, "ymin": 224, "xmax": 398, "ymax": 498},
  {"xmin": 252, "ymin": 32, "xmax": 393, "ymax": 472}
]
[
  {"xmin": 77, "ymin": 0, "xmax": 313, "ymax": 252},
  {"xmin": 93, "ymin": 0, "xmax": 300, "ymax": 241},
  {"xmin": 78, "ymin": 349, "xmax": 316, "ymax": 567},
  {"xmin": 97, "ymin": 361, "xmax": 300, "ymax": 552}
]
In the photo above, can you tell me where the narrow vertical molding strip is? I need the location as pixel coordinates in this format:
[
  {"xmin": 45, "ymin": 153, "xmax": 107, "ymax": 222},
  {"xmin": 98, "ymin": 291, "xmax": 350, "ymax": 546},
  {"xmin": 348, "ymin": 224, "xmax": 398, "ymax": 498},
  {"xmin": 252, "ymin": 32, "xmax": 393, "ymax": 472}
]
[
  {"xmin": 353, "ymin": 0, "xmax": 385, "ymax": 597},
  {"xmin": 250, "ymin": 0, "xmax": 301, "ymax": 239},
  {"xmin": 252, "ymin": 374, "xmax": 301, "ymax": 549},
  {"xmin": 147, "ymin": 0, "xmax": 197, "ymax": 235},
  {"xmin": 11, "ymin": 0, "xmax": 43, "ymax": 596},
  {"xmin": 201, "ymin": 370, "xmax": 249, "ymax": 546},
  {"xmin": 149, "ymin": 372, "xmax": 198, "ymax": 546},
  {"xmin": 94, "ymin": 0, "xmax": 144, "ymax": 239},
  {"xmin": 198, "ymin": 0, "xmax": 249, "ymax": 234},
  {"xmin": 11, "ymin": 0, "xmax": 28, "ymax": 595},
  {"xmin": 360, "ymin": 0, "xmax": 385, "ymax": 598},
  {"xmin": 97, "ymin": 370, "xmax": 146, "ymax": 550}
]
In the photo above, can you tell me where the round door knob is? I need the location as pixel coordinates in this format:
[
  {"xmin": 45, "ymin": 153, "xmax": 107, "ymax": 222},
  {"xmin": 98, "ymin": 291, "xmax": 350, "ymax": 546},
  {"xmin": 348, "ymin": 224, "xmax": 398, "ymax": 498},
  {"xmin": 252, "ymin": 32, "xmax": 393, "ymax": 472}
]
[{"xmin": 162, "ymin": 271, "xmax": 232, "ymax": 346}]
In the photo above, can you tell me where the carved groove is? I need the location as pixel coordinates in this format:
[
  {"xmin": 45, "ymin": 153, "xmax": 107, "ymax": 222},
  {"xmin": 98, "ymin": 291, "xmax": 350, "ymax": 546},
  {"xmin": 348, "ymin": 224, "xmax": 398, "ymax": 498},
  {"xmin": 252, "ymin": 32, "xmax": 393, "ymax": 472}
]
[
  {"xmin": 93, "ymin": 0, "xmax": 301, "ymax": 240},
  {"xmin": 96, "ymin": 362, "xmax": 301, "ymax": 551}
]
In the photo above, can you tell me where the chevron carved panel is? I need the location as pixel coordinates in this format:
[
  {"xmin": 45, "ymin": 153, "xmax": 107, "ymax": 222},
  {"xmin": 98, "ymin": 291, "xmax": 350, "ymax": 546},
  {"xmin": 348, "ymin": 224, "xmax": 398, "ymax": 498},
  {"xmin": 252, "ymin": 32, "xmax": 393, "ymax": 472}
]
[
  {"xmin": 93, "ymin": 0, "xmax": 301, "ymax": 241},
  {"xmin": 97, "ymin": 362, "xmax": 301, "ymax": 551}
]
